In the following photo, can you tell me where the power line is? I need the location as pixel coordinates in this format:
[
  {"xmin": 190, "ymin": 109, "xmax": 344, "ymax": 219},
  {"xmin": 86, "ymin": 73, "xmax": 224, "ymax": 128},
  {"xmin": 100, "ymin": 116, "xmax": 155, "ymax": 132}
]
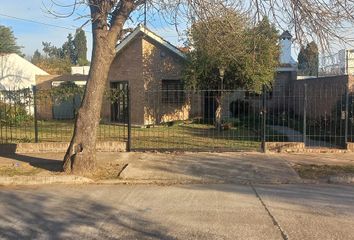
[
  {"xmin": 0, "ymin": 12, "xmax": 182, "ymax": 38},
  {"xmin": 0, "ymin": 13, "xmax": 91, "ymax": 33}
]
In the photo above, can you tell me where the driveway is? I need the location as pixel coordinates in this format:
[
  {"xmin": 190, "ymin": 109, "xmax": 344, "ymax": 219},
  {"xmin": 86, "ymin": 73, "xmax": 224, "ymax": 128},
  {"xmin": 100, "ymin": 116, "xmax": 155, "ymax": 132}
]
[
  {"xmin": 118, "ymin": 152, "xmax": 302, "ymax": 184},
  {"xmin": 0, "ymin": 184, "xmax": 354, "ymax": 239}
]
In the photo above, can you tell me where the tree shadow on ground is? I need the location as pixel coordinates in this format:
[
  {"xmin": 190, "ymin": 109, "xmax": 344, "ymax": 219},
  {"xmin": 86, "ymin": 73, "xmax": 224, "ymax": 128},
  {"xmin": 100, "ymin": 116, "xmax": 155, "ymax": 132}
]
[
  {"xmin": 0, "ymin": 152, "xmax": 63, "ymax": 172},
  {"xmin": 0, "ymin": 187, "xmax": 175, "ymax": 240}
]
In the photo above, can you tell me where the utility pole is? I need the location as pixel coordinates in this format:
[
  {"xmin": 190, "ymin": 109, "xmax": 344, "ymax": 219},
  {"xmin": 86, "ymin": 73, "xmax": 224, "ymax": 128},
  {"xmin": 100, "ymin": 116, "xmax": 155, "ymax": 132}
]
[{"xmin": 144, "ymin": 1, "xmax": 147, "ymax": 26}]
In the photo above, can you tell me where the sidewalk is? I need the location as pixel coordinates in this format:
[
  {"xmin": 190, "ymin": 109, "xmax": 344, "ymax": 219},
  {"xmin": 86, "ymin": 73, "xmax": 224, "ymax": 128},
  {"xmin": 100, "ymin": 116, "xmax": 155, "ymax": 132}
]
[{"xmin": 1, "ymin": 151, "xmax": 354, "ymax": 186}]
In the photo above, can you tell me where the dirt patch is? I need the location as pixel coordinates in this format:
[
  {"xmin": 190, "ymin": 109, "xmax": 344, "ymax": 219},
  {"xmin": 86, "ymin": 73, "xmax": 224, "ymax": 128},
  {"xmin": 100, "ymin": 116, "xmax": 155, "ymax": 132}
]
[
  {"xmin": 0, "ymin": 164, "xmax": 46, "ymax": 177},
  {"xmin": 91, "ymin": 162, "xmax": 128, "ymax": 180},
  {"xmin": 293, "ymin": 164, "xmax": 354, "ymax": 180}
]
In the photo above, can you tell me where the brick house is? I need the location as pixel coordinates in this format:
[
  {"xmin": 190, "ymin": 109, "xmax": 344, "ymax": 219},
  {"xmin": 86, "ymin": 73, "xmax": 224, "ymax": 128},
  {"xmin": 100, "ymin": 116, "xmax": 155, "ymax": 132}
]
[
  {"xmin": 36, "ymin": 25, "xmax": 199, "ymax": 125},
  {"xmin": 101, "ymin": 25, "xmax": 193, "ymax": 125}
]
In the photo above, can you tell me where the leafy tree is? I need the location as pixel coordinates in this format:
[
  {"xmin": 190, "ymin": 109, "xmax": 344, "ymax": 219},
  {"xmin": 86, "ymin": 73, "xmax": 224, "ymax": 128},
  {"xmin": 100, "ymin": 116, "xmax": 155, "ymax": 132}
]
[
  {"xmin": 297, "ymin": 46, "xmax": 306, "ymax": 71},
  {"xmin": 185, "ymin": 16, "xmax": 279, "ymax": 91},
  {"xmin": 74, "ymin": 29, "xmax": 89, "ymax": 66},
  {"xmin": 31, "ymin": 42, "xmax": 71, "ymax": 74},
  {"xmin": 297, "ymin": 41, "xmax": 319, "ymax": 76},
  {"xmin": 34, "ymin": 57, "xmax": 71, "ymax": 75},
  {"xmin": 44, "ymin": 0, "xmax": 354, "ymax": 175},
  {"xmin": 184, "ymin": 14, "xmax": 279, "ymax": 129},
  {"xmin": 31, "ymin": 50, "xmax": 42, "ymax": 64},
  {"xmin": 42, "ymin": 42, "xmax": 63, "ymax": 58},
  {"xmin": 0, "ymin": 25, "xmax": 22, "ymax": 55},
  {"xmin": 62, "ymin": 33, "xmax": 76, "ymax": 64}
]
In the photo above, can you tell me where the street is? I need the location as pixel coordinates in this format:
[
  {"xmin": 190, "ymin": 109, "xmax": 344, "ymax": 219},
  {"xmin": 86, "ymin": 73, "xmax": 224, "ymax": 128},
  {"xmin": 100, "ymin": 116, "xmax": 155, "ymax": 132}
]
[{"xmin": 1, "ymin": 183, "xmax": 354, "ymax": 240}]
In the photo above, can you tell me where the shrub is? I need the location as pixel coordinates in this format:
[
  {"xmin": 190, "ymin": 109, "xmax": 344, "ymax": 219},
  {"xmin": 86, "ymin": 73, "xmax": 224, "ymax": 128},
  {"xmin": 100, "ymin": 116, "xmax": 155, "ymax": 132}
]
[{"xmin": 0, "ymin": 101, "xmax": 33, "ymax": 126}]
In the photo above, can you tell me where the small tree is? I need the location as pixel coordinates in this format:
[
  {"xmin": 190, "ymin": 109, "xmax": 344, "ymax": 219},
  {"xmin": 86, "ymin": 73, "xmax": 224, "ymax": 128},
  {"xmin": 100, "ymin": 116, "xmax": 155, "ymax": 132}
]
[
  {"xmin": 184, "ymin": 14, "xmax": 279, "ymax": 128},
  {"xmin": 298, "ymin": 41, "xmax": 319, "ymax": 76},
  {"xmin": 32, "ymin": 42, "xmax": 71, "ymax": 74},
  {"xmin": 62, "ymin": 33, "xmax": 76, "ymax": 64},
  {"xmin": 74, "ymin": 29, "xmax": 89, "ymax": 66},
  {"xmin": 0, "ymin": 25, "xmax": 22, "ymax": 55},
  {"xmin": 31, "ymin": 50, "xmax": 42, "ymax": 64}
]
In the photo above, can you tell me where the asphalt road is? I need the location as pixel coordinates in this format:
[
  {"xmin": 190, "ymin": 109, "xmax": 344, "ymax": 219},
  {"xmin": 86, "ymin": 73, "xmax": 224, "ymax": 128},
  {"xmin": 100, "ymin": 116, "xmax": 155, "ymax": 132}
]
[{"xmin": 0, "ymin": 184, "xmax": 353, "ymax": 240}]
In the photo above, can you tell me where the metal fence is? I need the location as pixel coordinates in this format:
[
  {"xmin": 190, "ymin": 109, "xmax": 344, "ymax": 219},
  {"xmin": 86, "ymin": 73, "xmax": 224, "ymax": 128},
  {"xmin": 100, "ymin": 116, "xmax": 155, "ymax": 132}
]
[
  {"xmin": 132, "ymin": 85, "xmax": 354, "ymax": 151},
  {"xmin": 1, "ymin": 85, "xmax": 353, "ymax": 152},
  {"xmin": 0, "ymin": 87, "xmax": 128, "ymax": 144}
]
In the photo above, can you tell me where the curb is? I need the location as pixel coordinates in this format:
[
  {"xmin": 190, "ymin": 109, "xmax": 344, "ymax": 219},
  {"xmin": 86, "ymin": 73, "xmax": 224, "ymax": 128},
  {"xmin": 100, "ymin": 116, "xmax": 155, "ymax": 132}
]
[
  {"xmin": 328, "ymin": 175, "xmax": 354, "ymax": 184},
  {"xmin": 0, "ymin": 175, "xmax": 93, "ymax": 186},
  {"xmin": 95, "ymin": 178, "xmax": 226, "ymax": 185}
]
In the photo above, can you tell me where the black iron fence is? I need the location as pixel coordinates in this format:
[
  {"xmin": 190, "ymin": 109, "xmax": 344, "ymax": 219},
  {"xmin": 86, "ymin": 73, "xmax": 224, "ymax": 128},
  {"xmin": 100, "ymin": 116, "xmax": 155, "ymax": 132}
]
[
  {"xmin": 0, "ymin": 87, "xmax": 128, "ymax": 144},
  {"xmin": 1, "ymin": 84, "xmax": 353, "ymax": 151},
  {"xmin": 132, "ymin": 85, "xmax": 354, "ymax": 151}
]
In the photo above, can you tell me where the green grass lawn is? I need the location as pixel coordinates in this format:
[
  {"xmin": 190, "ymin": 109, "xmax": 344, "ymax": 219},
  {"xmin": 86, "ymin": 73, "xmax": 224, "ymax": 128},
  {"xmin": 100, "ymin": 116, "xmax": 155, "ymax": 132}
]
[
  {"xmin": 132, "ymin": 123, "xmax": 261, "ymax": 150},
  {"xmin": 0, "ymin": 120, "xmax": 265, "ymax": 151}
]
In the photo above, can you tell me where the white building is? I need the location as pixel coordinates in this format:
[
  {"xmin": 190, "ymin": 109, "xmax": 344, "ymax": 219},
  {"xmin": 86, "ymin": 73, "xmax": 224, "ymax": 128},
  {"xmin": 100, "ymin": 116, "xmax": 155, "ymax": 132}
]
[
  {"xmin": 71, "ymin": 66, "xmax": 90, "ymax": 75},
  {"xmin": 0, "ymin": 53, "xmax": 48, "ymax": 90},
  {"xmin": 319, "ymin": 49, "xmax": 354, "ymax": 76},
  {"xmin": 279, "ymin": 31, "xmax": 297, "ymax": 67}
]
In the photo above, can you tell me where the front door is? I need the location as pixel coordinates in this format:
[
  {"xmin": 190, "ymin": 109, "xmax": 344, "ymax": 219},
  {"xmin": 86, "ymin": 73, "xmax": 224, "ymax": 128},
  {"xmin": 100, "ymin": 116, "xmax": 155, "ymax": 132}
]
[{"xmin": 111, "ymin": 81, "xmax": 128, "ymax": 123}]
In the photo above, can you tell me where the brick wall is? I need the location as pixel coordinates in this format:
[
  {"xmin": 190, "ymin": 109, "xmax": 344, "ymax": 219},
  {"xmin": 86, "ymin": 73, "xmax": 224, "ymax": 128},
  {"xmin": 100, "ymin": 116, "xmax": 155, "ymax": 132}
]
[
  {"xmin": 107, "ymin": 34, "xmax": 144, "ymax": 125},
  {"xmin": 107, "ymin": 33, "xmax": 191, "ymax": 125},
  {"xmin": 141, "ymin": 35, "xmax": 188, "ymax": 125},
  {"xmin": 292, "ymin": 75, "xmax": 350, "ymax": 119},
  {"xmin": 349, "ymin": 75, "xmax": 354, "ymax": 92}
]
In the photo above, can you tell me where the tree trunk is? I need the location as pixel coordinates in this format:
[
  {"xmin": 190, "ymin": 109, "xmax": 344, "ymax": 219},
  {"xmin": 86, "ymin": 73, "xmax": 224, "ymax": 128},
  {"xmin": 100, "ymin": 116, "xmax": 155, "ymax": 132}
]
[
  {"xmin": 215, "ymin": 93, "xmax": 223, "ymax": 131},
  {"xmin": 63, "ymin": 30, "xmax": 116, "ymax": 175}
]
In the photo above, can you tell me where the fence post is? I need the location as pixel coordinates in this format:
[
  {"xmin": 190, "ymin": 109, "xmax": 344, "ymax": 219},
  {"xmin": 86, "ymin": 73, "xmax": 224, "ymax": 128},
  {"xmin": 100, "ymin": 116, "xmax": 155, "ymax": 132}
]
[
  {"xmin": 32, "ymin": 86, "xmax": 39, "ymax": 143},
  {"xmin": 303, "ymin": 84, "xmax": 307, "ymax": 145},
  {"xmin": 344, "ymin": 88, "xmax": 349, "ymax": 148},
  {"xmin": 261, "ymin": 85, "xmax": 267, "ymax": 153},
  {"xmin": 127, "ymin": 83, "xmax": 132, "ymax": 152}
]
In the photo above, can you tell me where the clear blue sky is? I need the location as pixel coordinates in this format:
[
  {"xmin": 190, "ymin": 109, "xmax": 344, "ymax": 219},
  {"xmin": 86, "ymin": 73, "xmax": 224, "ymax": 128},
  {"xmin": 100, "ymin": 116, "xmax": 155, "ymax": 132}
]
[{"xmin": 0, "ymin": 0, "xmax": 183, "ymax": 60}]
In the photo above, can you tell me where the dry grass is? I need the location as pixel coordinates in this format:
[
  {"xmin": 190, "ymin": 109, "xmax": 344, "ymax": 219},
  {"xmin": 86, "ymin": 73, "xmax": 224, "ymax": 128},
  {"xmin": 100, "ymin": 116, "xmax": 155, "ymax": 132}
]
[
  {"xmin": 0, "ymin": 164, "xmax": 43, "ymax": 177},
  {"xmin": 293, "ymin": 164, "xmax": 354, "ymax": 180}
]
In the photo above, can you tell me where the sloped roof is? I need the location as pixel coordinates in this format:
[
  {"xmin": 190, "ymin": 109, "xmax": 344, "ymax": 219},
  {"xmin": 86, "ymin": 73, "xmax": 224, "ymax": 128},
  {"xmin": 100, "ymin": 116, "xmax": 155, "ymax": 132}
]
[
  {"xmin": 0, "ymin": 53, "xmax": 49, "ymax": 90},
  {"xmin": 0, "ymin": 53, "xmax": 49, "ymax": 74},
  {"xmin": 116, "ymin": 25, "xmax": 186, "ymax": 59},
  {"xmin": 280, "ymin": 30, "xmax": 292, "ymax": 40}
]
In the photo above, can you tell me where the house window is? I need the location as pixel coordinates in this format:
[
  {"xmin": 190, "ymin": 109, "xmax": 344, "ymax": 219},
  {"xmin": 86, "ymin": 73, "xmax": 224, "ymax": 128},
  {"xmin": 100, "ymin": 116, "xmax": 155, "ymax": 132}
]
[{"xmin": 161, "ymin": 80, "xmax": 185, "ymax": 104}]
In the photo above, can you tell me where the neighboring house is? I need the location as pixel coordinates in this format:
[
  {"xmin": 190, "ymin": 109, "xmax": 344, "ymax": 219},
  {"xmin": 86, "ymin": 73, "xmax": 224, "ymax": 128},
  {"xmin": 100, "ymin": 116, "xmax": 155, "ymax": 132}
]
[
  {"xmin": 319, "ymin": 49, "xmax": 354, "ymax": 76},
  {"xmin": 0, "ymin": 53, "xmax": 48, "ymax": 90}
]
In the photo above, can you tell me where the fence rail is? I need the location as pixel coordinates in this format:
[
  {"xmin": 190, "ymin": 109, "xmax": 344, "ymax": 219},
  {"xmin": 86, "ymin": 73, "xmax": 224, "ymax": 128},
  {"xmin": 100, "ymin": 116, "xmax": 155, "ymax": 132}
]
[
  {"xmin": 0, "ymin": 87, "xmax": 128, "ymax": 144},
  {"xmin": 1, "ymin": 85, "xmax": 353, "ymax": 151}
]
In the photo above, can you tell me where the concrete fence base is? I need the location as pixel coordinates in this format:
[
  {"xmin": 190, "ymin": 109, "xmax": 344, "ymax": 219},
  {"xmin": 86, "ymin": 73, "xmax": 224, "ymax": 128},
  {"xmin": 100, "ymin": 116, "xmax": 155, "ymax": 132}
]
[
  {"xmin": 347, "ymin": 143, "xmax": 354, "ymax": 152},
  {"xmin": 0, "ymin": 141, "xmax": 127, "ymax": 154},
  {"xmin": 266, "ymin": 142, "xmax": 354, "ymax": 153},
  {"xmin": 265, "ymin": 142, "xmax": 305, "ymax": 153}
]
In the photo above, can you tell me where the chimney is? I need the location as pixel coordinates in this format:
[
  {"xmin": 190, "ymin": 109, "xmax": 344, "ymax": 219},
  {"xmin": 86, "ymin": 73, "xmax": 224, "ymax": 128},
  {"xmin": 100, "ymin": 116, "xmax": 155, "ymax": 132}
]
[{"xmin": 279, "ymin": 30, "xmax": 293, "ymax": 66}]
